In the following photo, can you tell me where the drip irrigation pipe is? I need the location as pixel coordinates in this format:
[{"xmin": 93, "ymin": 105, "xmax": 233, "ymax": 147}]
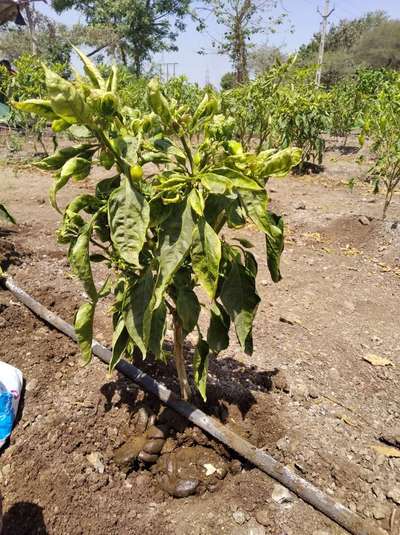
[{"xmin": 2, "ymin": 276, "xmax": 388, "ymax": 535}]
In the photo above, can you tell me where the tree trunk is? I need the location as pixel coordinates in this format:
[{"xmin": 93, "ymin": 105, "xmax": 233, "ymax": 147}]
[
  {"xmin": 133, "ymin": 55, "xmax": 142, "ymax": 77},
  {"xmin": 173, "ymin": 314, "xmax": 192, "ymax": 401},
  {"xmin": 382, "ymin": 188, "xmax": 393, "ymax": 220},
  {"xmin": 24, "ymin": 4, "xmax": 38, "ymax": 55}
]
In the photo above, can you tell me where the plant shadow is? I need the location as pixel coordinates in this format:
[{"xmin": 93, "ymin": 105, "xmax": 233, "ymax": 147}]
[
  {"xmin": 2, "ymin": 502, "xmax": 48, "ymax": 535},
  {"xmin": 0, "ymin": 231, "xmax": 26, "ymax": 271},
  {"xmin": 100, "ymin": 346, "xmax": 280, "ymax": 423}
]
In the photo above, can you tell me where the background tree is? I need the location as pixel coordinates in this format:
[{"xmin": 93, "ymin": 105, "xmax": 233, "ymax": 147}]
[
  {"xmin": 248, "ymin": 43, "xmax": 286, "ymax": 76},
  {"xmin": 203, "ymin": 0, "xmax": 287, "ymax": 84},
  {"xmin": 0, "ymin": 12, "xmax": 71, "ymax": 70},
  {"xmin": 220, "ymin": 71, "xmax": 235, "ymax": 90},
  {"xmin": 297, "ymin": 11, "xmax": 400, "ymax": 85},
  {"xmin": 51, "ymin": 0, "xmax": 197, "ymax": 76}
]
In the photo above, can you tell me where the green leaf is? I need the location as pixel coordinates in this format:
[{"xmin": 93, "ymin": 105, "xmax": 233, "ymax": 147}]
[
  {"xmin": 0, "ymin": 203, "xmax": 16, "ymax": 224},
  {"xmin": 106, "ymin": 65, "xmax": 118, "ymax": 93},
  {"xmin": 44, "ymin": 66, "xmax": 86, "ymax": 123},
  {"xmin": 265, "ymin": 213, "xmax": 284, "ymax": 283},
  {"xmin": 154, "ymin": 199, "xmax": 195, "ymax": 308},
  {"xmin": 226, "ymin": 198, "xmax": 246, "ymax": 228},
  {"xmin": 96, "ymin": 176, "xmax": 120, "ymax": 200},
  {"xmin": 188, "ymin": 188, "xmax": 205, "ymax": 215},
  {"xmin": 68, "ymin": 125, "xmax": 92, "ymax": 139},
  {"xmin": 73, "ymin": 46, "xmax": 105, "ymax": 89},
  {"xmin": 148, "ymin": 302, "xmax": 167, "ymax": 360},
  {"xmin": 124, "ymin": 268, "xmax": 154, "ymax": 357},
  {"xmin": 176, "ymin": 287, "xmax": 200, "ymax": 333},
  {"xmin": 74, "ymin": 301, "xmax": 95, "ymax": 365},
  {"xmin": 207, "ymin": 302, "xmax": 230, "ymax": 353},
  {"xmin": 193, "ymin": 339, "xmax": 210, "ymax": 401},
  {"xmin": 238, "ymin": 188, "xmax": 284, "ymax": 282},
  {"xmin": 61, "ymin": 157, "xmax": 92, "ymax": 181},
  {"xmin": 35, "ymin": 144, "xmax": 94, "ymax": 171},
  {"xmin": 212, "ymin": 168, "xmax": 262, "ymax": 190},
  {"xmin": 49, "ymin": 173, "xmax": 70, "ymax": 212},
  {"xmin": 108, "ymin": 177, "xmax": 150, "ymax": 266},
  {"xmin": 147, "ymin": 78, "xmax": 172, "ymax": 124},
  {"xmin": 109, "ymin": 317, "xmax": 129, "ymax": 373},
  {"xmin": 244, "ymin": 251, "xmax": 258, "ymax": 278},
  {"xmin": 13, "ymin": 99, "xmax": 58, "ymax": 120},
  {"xmin": 200, "ymin": 173, "xmax": 233, "ymax": 194},
  {"xmin": 52, "ymin": 118, "xmax": 70, "ymax": 133},
  {"xmin": 233, "ymin": 238, "xmax": 254, "ymax": 248},
  {"xmin": 68, "ymin": 225, "xmax": 97, "ymax": 301},
  {"xmin": 191, "ymin": 218, "xmax": 221, "ymax": 299},
  {"xmin": 220, "ymin": 261, "xmax": 260, "ymax": 355},
  {"xmin": 257, "ymin": 147, "xmax": 302, "ymax": 179}
]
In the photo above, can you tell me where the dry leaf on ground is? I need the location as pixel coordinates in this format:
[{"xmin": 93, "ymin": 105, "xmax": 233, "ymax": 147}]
[
  {"xmin": 363, "ymin": 354, "xmax": 394, "ymax": 367},
  {"xmin": 371, "ymin": 444, "xmax": 400, "ymax": 458}
]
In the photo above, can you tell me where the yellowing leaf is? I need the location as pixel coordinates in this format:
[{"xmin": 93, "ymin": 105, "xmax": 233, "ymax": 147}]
[{"xmin": 363, "ymin": 354, "xmax": 394, "ymax": 367}]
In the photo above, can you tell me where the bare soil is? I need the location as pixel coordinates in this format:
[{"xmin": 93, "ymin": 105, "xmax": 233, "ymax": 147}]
[{"xmin": 0, "ymin": 136, "xmax": 400, "ymax": 535}]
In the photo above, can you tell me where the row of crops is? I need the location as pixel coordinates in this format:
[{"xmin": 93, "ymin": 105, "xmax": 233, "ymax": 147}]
[
  {"xmin": 0, "ymin": 50, "xmax": 400, "ymax": 399},
  {"xmin": 1, "ymin": 54, "xmax": 400, "ymax": 220}
]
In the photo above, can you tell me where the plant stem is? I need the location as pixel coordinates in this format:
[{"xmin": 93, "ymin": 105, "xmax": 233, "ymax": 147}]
[
  {"xmin": 173, "ymin": 313, "xmax": 192, "ymax": 401},
  {"xmin": 179, "ymin": 135, "xmax": 194, "ymax": 175}
]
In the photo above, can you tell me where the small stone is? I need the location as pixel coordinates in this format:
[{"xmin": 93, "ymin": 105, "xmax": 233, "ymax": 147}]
[
  {"xmin": 296, "ymin": 201, "xmax": 306, "ymax": 210},
  {"xmin": 371, "ymin": 504, "xmax": 388, "ymax": 520},
  {"xmin": 309, "ymin": 387, "xmax": 319, "ymax": 399},
  {"xmin": 229, "ymin": 459, "xmax": 242, "ymax": 475},
  {"xmin": 387, "ymin": 487, "xmax": 400, "ymax": 505},
  {"xmin": 87, "ymin": 452, "xmax": 105, "ymax": 474},
  {"xmin": 233, "ymin": 510, "xmax": 247, "ymax": 525},
  {"xmin": 359, "ymin": 216, "xmax": 370, "ymax": 225},
  {"xmin": 55, "ymin": 372, "xmax": 63, "ymax": 380},
  {"xmin": 291, "ymin": 382, "xmax": 309, "ymax": 401},
  {"xmin": 272, "ymin": 370, "xmax": 289, "ymax": 393},
  {"xmin": 25, "ymin": 379, "xmax": 39, "ymax": 392},
  {"xmin": 312, "ymin": 531, "xmax": 331, "ymax": 535},
  {"xmin": 246, "ymin": 520, "xmax": 266, "ymax": 535},
  {"xmin": 255, "ymin": 509, "xmax": 270, "ymax": 527},
  {"xmin": 272, "ymin": 484, "xmax": 293, "ymax": 505},
  {"xmin": 276, "ymin": 437, "xmax": 289, "ymax": 452}
]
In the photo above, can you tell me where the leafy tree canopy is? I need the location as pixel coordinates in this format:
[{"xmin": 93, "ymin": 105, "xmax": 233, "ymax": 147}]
[
  {"xmin": 298, "ymin": 11, "xmax": 400, "ymax": 85},
  {"xmin": 248, "ymin": 44, "xmax": 287, "ymax": 76},
  {"xmin": 0, "ymin": 12, "xmax": 71, "ymax": 69},
  {"xmin": 51, "ymin": 0, "xmax": 197, "ymax": 76}
]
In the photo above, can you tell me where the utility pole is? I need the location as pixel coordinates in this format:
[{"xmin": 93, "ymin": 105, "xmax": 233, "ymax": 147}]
[
  {"xmin": 158, "ymin": 62, "xmax": 178, "ymax": 82},
  {"xmin": 315, "ymin": 0, "xmax": 335, "ymax": 87}
]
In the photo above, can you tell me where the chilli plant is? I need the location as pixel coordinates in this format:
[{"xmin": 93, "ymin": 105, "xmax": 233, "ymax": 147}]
[
  {"xmin": 360, "ymin": 79, "xmax": 400, "ymax": 220},
  {"xmin": 15, "ymin": 49, "xmax": 301, "ymax": 401}
]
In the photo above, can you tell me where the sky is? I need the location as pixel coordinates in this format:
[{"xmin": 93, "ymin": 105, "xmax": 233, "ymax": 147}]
[{"xmin": 37, "ymin": 0, "xmax": 400, "ymax": 87}]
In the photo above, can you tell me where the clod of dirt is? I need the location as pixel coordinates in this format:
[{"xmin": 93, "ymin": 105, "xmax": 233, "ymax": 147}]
[
  {"xmin": 387, "ymin": 487, "xmax": 400, "ymax": 505},
  {"xmin": 154, "ymin": 445, "xmax": 229, "ymax": 497},
  {"xmin": 113, "ymin": 435, "xmax": 147, "ymax": 472},
  {"xmin": 158, "ymin": 474, "xmax": 199, "ymax": 498},
  {"xmin": 271, "ymin": 370, "xmax": 289, "ymax": 393},
  {"xmin": 255, "ymin": 508, "xmax": 270, "ymax": 527},
  {"xmin": 113, "ymin": 418, "xmax": 170, "ymax": 471},
  {"xmin": 229, "ymin": 459, "xmax": 242, "ymax": 475}
]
